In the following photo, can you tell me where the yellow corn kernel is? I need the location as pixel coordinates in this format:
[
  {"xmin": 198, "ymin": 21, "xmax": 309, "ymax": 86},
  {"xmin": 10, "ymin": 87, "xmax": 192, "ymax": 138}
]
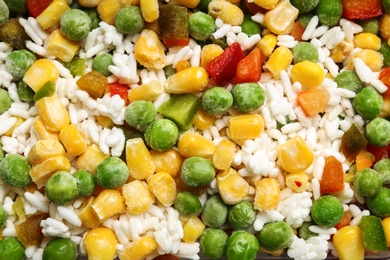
[
  {"xmin": 96, "ymin": 115, "xmax": 114, "ymax": 128},
  {"xmin": 257, "ymin": 33, "xmax": 277, "ymax": 58},
  {"xmin": 381, "ymin": 14, "xmax": 390, "ymax": 40},
  {"xmin": 119, "ymin": 236, "xmax": 157, "ymax": 260},
  {"xmin": 23, "ymin": 59, "xmax": 59, "ymax": 92},
  {"xmin": 122, "ymin": 180, "xmax": 155, "ymax": 214},
  {"xmin": 217, "ymin": 168, "xmax": 249, "ymax": 205},
  {"xmin": 263, "ymin": 46, "xmax": 293, "ymax": 79},
  {"xmin": 226, "ymin": 0, "xmax": 241, "ymax": 3},
  {"xmin": 176, "ymin": 60, "xmax": 191, "ymax": 72},
  {"xmin": 277, "ymin": 135, "xmax": 314, "ymax": 173},
  {"xmin": 77, "ymin": 144, "xmax": 110, "ymax": 174},
  {"xmin": 333, "ymin": 226, "xmax": 364, "ymax": 260},
  {"xmin": 254, "ymin": 177, "xmax": 280, "ymax": 211},
  {"xmin": 84, "ymin": 227, "xmax": 118, "ymax": 260},
  {"xmin": 126, "ymin": 138, "xmax": 156, "ymax": 180},
  {"xmin": 4, "ymin": 117, "xmax": 24, "ymax": 136},
  {"xmin": 200, "ymin": 44, "xmax": 224, "ymax": 69},
  {"xmin": 208, "ymin": 0, "xmax": 244, "ymax": 26},
  {"xmin": 176, "ymin": 0, "xmax": 200, "ymax": 8},
  {"xmin": 291, "ymin": 61, "xmax": 325, "ymax": 90},
  {"xmin": 121, "ymin": 0, "xmax": 139, "ymax": 5},
  {"xmin": 193, "ymin": 108, "xmax": 215, "ymax": 131},
  {"xmin": 128, "ymin": 80, "xmax": 163, "ymax": 102},
  {"xmin": 78, "ymin": 0, "xmax": 102, "ymax": 7},
  {"xmin": 90, "ymin": 189, "xmax": 125, "ymax": 221},
  {"xmin": 59, "ymin": 124, "xmax": 87, "ymax": 157},
  {"xmin": 264, "ymin": 0, "xmax": 299, "ymax": 35},
  {"xmin": 47, "ymin": 29, "xmax": 80, "ymax": 62},
  {"xmin": 147, "ymin": 172, "xmax": 177, "ymax": 207},
  {"xmin": 77, "ymin": 196, "xmax": 100, "ymax": 228},
  {"xmin": 329, "ymin": 40, "xmax": 354, "ymax": 63},
  {"xmin": 29, "ymin": 156, "xmax": 71, "ymax": 187},
  {"xmin": 253, "ymin": 0, "xmax": 279, "ymax": 9},
  {"xmin": 285, "ymin": 172, "xmax": 308, "ymax": 192},
  {"xmin": 353, "ymin": 33, "xmax": 381, "ymax": 51},
  {"xmin": 227, "ymin": 114, "xmax": 264, "ymax": 142},
  {"xmin": 177, "ymin": 131, "xmax": 215, "ymax": 158},
  {"xmin": 212, "ymin": 139, "xmax": 236, "ymax": 171},
  {"xmin": 33, "ymin": 116, "xmax": 60, "ymax": 141},
  {"xmin": 97, "ymin": 0, "xmax": 123, "ymax": 25},
  {"xmin": 380, "ymin": 93, "xmax": 390, "ymax": 118},
  {"xmin": 36, "ymin": 95, "xmax": 70, "ymax": 132},
  {"xmin": 150, "ymin": 149, "xmax": 183, "ymax": 178},
  {"xmin": 347, "ymin": 49, "xmax": 384, "ymax": 72},
  {"xmin": 165, "ymin": 66, "xmax": 209, "ymax": 94},
  {"xmin": 383, "ymin": 217, "xmax": 390, "ymax": 246},
  {"xmin": 134, "ymin": 29, "xmax": 166, "ymax": 70},
  {"xmin": 140, "ymin": 0, "xmax": 159, "ymax": 23},
  {"xmin": 36, "ymin": 0, "xmax": 70, "ymax": 30},
  {"xmin": 27, "ymin": 139, "xmax": 66, "ymax": 165},
  {"xmin": 182, "ymin": 216, "xmax": 206, "ymax": 243}
]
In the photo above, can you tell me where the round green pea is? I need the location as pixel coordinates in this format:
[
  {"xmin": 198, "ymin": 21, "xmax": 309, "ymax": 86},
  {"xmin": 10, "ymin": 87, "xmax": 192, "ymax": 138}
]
[
  {"xmin": 0, "ymin": 154, "xmax": 31, "ymax": 187},
  {"xmin": 228, "ymin": 201, "xmax": 256, "ymax": 230},
  {"xmin": 201, "ymin": 87, "xmax": 233, "ymax": 116},
  {"xmin": 201, "ymin": 195, "xmax": 228, "ymax": 228},
  {"xmin": 315, "ymin": 0, "xmax": 342, "ymax": 27},
  {"xmin": 0, "ymin": 88, "xmax": 12, "ymax": 115},
  {"xmin": 258, "ymin": 221, "xmax": 294, "ymax": 251},
  {"xmin": 367, "ymin": 187, "xmax": 390, "ymax": 218},
  {"xmin": 0, "ymin": 237, "xmax": 25, "ymax": 260},
  {"xmin": 373, "ymin": 158, "xmax": 390, "ymax": 185},
  {"xmin": 174, "ymin": 191, "xmax": 203, "ymax": 217},
  {"xmin": 291, "ymin": 42, "xmax": 319, "ymax": 64},
  {"xmin": 43, "ymin": 238, "xmax": 78, "ymax": 260},
  {"xmin": 189, "ymin": 11, "xmax": 216, "ymax": 41},
  {"xmin": 240, "ymin": 15, "xmax": 261, "ymax": 36},
  {"xmin": 364, "ymin": 117, "xmax": 390, "ymax": 147},
  {"xmin": 231, "ymin": 83, "xmax": 265, "ymax": 113},
  {"xmin": 354, "ymin": 168, "xmax": 383, "ymax": 197},
  {"xmin": 115, "ymin": 6, "xmax": 144, "ymax": 35},
  {"xmin": 359, "ymin": 17, "xmax": 379, "ymax": 35},
  {"xmin": 0, "ymin": 0, "xmax": 9, "ymax": 26},
  {"xmin": 92, "ymin": 53, "xmax": 113, "ymax": 77},
  {"xmin": 225, "ymin": 230, "xmax": 260, "ymax": 260},
  {"xmin": 5, "ymin": 49, "xmax": 36, "ymax": 80},
  {"xmin": 95, "ymin": 157, "xmax": 129, "ymax": 189},
  {"xmin": 335, "ymin": 70, "xmax": 363, "ymax": 93},
  {"xmin": 0, "ymin": 205, "xmax": 7, "ymax": 229},
  {"xmin": 125, "ymin": 100, "xmax": 157, "ymax": 130},
  {"xmin": 144, "ymin": 119, "xmax": 179, "ymax": 152},
  {"xmin": 199, "ymin": 228, "xmax": 228, "ymax": 259},
  {"xmin": 45, "ymin": 171, "xmax": 78, "ymax": 205},
  {"xmin": 60, "ymin": 9, "xmax": 91, "ymax": 41},
  {"xmin": 181, "ymin": 156, "xmax": 215, "ymax": 188},
  {"xmin": 291, "ymin": 0, "xmax": 319, "ymax": 13},
  {"xmin": 73, "ymin": 169, "xmax": 96, "ymax": 197},
  {"xmin": 311, "ymin": 195, "xmax": 344, "ymax": 228},
  {"xmin": 352, "ymin": 86, "xmax": 383, "ymax": 120},
  {"xmin": 197, "ymin": 0, "xmax": 212, "ymax": 12}
]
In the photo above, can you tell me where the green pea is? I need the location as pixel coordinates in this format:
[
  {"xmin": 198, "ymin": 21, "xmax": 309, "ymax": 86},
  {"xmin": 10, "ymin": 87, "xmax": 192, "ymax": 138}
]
[
  {"xmin": 334, "ymin": 70, "xmax": 363, "ymax": 93},
  {"xmin": 199, "ymin": 228, "xmax": 228, "ymax": 259},
  {"xmin": 3, "ymin": 0, "xmax": 26, "ymax": 16},
  {"xmin": 201, "ymin": 195, "xmax": 228, "ymax": 228},
  {"xmin": 70, "ymin": 0, "xmax": 83, "ymax": 9},
  {"xmin": 144, "ymin": 119, "xmax": 179, "ymax": 151},
  {"xmin": 231, "ymin": 83, "xmax": 265, "ymax": 113},
  {"xmin": 45, "ymin": 171, "xmax": 78, "ymax": 205},
  {"xmin": 125, "ymin": 100, "xmax": 157, "ymax": 130},
  {"xmin": 291, "ymin": 42, "xmax": 319, "ymax": 64},
  {"xmin": 63, "ymin": 57, "xmax": 86, "ymax": 77},
  {"xmin": 311, "ymin": 195, "xmax": 343, "ymax": 228},
  {"xmin": 225, "ymin": 230, "xmax": 260, "ymax": 260},
  {"xmin": 297, "ymin": 13, "xmax": 315, "ymax": 28},
  {"xmin": 0, "ymin": 205, "xmax": 7, "ymax": 229},
  {"xmin": 258, "ymin": 221, "xmax": 294, "ymax": 251},
  {"xmin": 352, "ymin": 86, "xmax": 383, "ymax": 120},
  {"xmin": 174, "ymin": 191, "xmax": 203, "ymax": 217},
  {"xmin": 5, "ymin": 49, "xmax": 36, "ymax": 80},
  {"xmin": 291, "ymin": 0, "xmax": 319, "ymax": 14},
  {"xmin": 197, "ymin": 0, "xmax": 212, "ymax": 12},
  {"xmin": 60, "ymin": 9, "xmax": 91, "ymax": 41},
  {"xmin": 0, "ymin": 154, "xmax": 31, "ymax": 187},
  {"xmin": 0, "ymin": 0, "xmax": 9, "ymax": 26},
  {"xmin": 73, "ymin": 169, "xmax": 96, "ymax": 197},
  {"xmin": 382, "ymin": 0, "xmax": 390, "ymax": 14},
  {"xmin": 315, "ymin": 0, "xmax": 342, "ymax": 27},
  {"xmin": 367, "ymin": 187, "xmax": 390, "ymax": 218},
  {"xmin": 115, "ymin": 6, "xmax": 144, "ymax": 35},
  {"xmin": 0, "ymin": 237, "xmax": 25, "ymax": 260},
  {"xmin": 189, "ymin": 11, "xmax": 216, "ymax": 41},
  {"xmin": 17, "ymin": 81, "xmax": 35, "ymax": 103},
  {"xmin": 228, "ymin": 201, "xmax": 256, "ymax": 230},
  {"xmin": 181, "ymin": 156, "xmax": 215, "ymax": 188},
  {"xmin": 43, "ymin": 238, "xmax": 78, "ymax": 260},
  {"xmin": 92, "ymin": 53, "xmax": 113, "ymax": 77},
  {"xmin": 379, "ymin": 42, "xmax": 390, "ymax": 67},
  {"xmin": 359, "ymin": 215, "xmax": 388, "ymax": 251},
  {"xmin": 240, "ymin": 15, "xmax": 261, "ymax": 37},
  {"xmin": 0, "ymin": 88, "xmax": 12, "ymax": 115},
  {"xmin": 364, "ymin": 117, "xmax": 390, "ymax": 147},
  {"xmin": 201, "ymin": 87, "xmax": 233, "ymax": 116},
  {"xmin": 84, "ymin": 8, "xmax": 101, "ymax": 30},
  {"xmin": 298, "ymin": 221, "xmax": 318, "ymax": 240},
  {"xmin": 373, "ymin": 158, "xmax": 390, "ymax": 185},
  {"xmin": 95, "ymin": 157, "xmax": 129, "ymax": 189},
  {"xmin": 358, "ymin": 17, "xmax": 379, "ymax": 35},
  {"xmin": 353, "ymin": 168, "xmax": 383, "ymax": 197}
]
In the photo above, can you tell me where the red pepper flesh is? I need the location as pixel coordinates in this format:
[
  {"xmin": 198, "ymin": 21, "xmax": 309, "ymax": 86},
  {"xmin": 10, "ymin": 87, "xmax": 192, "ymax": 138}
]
[
  {"xmin": 234, "ymin": 47, "xmax": 263, "ymax": 84},
  {"xmin": 109, "ymin": 82, "xmax": 129, "ymax": 104},
  {"xmin": 342, "ymin": 0, "xmax": 382, "ymax": 19},
  {"xmin": 27, "ymin": 0, "xmax": 53, "ymax": 18}
]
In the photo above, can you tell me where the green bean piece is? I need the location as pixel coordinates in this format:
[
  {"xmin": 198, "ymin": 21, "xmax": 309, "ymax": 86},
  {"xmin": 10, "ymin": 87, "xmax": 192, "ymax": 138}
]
[
  {"xmin": 334, "ymin": 70, "xmax": 363, "ymax": 93},
  {"xmin": 0, "ymin": 88, "xmax": 12, "ymax": 115},
  {"xmin": 43, "ymin": 238, "xmax": 78, "ymax": 260},
  {"xmin": 144, "ymin": 119, "xmax": 179, "ymax": 152},
  {"xmin": 315, "ymin": 0, "xmax": 342, "ymax": 27},
  {"xmin": 95, "ymin": 157, "xmax": 129, "ymax": 189},
  {"xmin": 367, "ymin": 187, "xmax": 390, "ymax": 218},
  {"xmin": 310, "ymin": 195, "xmax": 343, "ymax": 228},
  {"xmin": 291, "ymin": 42, "xmax": 319, "ymax": 64},
  {"xmin": 359, "ymin": 215, "xmax": 388, "ymax": 251},
  {"xmin": 358, "ymin": 17, "xmax": 380, "ymax": 35},
  {"xmin": 125, "ymin": 100, "xmax": 156, "ymax": 130},
  {"xmin": 17, "ymin": 81, "xmax": 35, "ymax": 103},
  {"xmin": 225, "ymin": 230, "xmax": 260, "ymax": 260},
  {"xmin": 364, "ymin": 117, "xmax": 390, "ymax": 147},
  {"xmin": 199, "ymin": 228, "xmax": 228, "ymax": 259},
  {"xmin": 181, "ymin": 156, "xmax": 215, "ymax": 188},
  {"xmin": 73, "ymin": 169, "xmax": 96, "ymax": 197},
  {"xmin": 228, "ymin": 201, "xmax": 256, "ymax": 230},
  {"xmin": 174, "ymin": 191, "xmax": 203, "ymax": 217},
  {"xmin": 201, "ymin": 87, "xmax": 233, "ymax": 116},
  {"xmin": 354, "ymin": 168, "xmax": 383, "ymax": 197},
  {"xmin": 352, "ymin": 86, "xmax": 383, "ymax": 120},
  {"xmin": 291, "ymin": 0, "xmax": 319, "ymax": 14},
  {"xmin": 60, "ymin": 9, "xmax": 91, "ymax": 41},
  {"xmin": 373, "ymin": 158, "xmax": 390, "ymax": 185},
  {"xmin": 115, "ymin": 6, "xmax": 144, "ymax": 35},
  {"xmin": 231, "ymin": 82, "xmax": 265, "ymax": 113},
  {"xmin": 84, "ymin": 8, "xmax": 101, "ymax": 30},
  {"xmin": 0, "ymin": 154, "xmax": 31, "ymax": 187},
  {"xmin": 189, "ymin": 11, "xmax": 216, "ymax": 41},
  {"xmin": 0, "ymin": 205, "xmax": 7, "ymax": 229},
  {"xmin": 0, "ymin": 0, "xmax": 9, "ymax": 26},
  {"xmin": 92, "ymin": 53, "xmax": 113, "ymax": 77},
  {"xmin": 258, "ymin": 221, "xmax": 294, "ymax": 251},
  {"xmin": 0, "ymin": 237, "xmax": 25, "ymax": 260},
  {"xmin": 33, "ymin": 81, "xmax": 56, "ymax": 101},
  {"xmin": 240, "ymin": 14, "xmax": 261, "ymax": 37},
  {"xmin": 379, "ymin": 42, "xmax": 390, "ymax": 67},
  {"xmin": 45, "ymin": 171, "xmax": 78, "ymax": 205},
  {"xmin": 298, "ymin": 221, "xmax": 318, "ymax": 240},
  {"xmin": 63, "ymin": 57, "xmax": 87, "ymax": 77},
  {"xmin": 201, "ymin": 195, "xmax": 228, "ymax": 228}
]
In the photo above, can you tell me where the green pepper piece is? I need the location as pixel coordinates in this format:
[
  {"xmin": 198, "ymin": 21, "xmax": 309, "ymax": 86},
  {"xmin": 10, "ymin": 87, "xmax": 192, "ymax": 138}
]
[
  {"xmin": 33, "ymin": 81, "xmax": 56, "ymax": 101},
  {"xmin": 157, "ymin": 93, "xmax": 201, "ymax": 131},
  {"xmin": 159, "ymin": 5, "xmax": 189, "ymax": 48},
  {"xmin": 359, "ymin": 215, "xmax": 388, "ymax": 252},
  {"xmin": 63, "ymin": 57, "xmax": 87, "ymax": 77}
]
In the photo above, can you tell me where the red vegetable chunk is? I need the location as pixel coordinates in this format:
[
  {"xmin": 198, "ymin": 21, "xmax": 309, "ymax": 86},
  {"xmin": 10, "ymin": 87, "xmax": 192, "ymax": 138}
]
[
  {"xmin": 27, "ymin": 0, "xmax": 53, "ymax": 18},
  {"xmin": 109, "ymin": 82, "xmax": 129, "ymax": 103},
  {"xmin": 342, "ymin": 0, "xmax": 382, "ymax": 19},
  {"xmin": 234, "ymin": 47, "xmax": 263, "ymax": 84}
]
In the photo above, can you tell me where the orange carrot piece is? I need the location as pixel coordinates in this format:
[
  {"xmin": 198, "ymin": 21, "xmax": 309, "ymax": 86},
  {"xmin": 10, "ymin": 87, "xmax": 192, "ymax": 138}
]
[
  {"xmin": 320, "ymin": 155, "xmax": 345, "ymax": 195},
  {"xmin": 355, "ymin": 149, "xmax": 375, "ymax": 171},
  {"xmin": 335, "ymin": 210, "xmax": 353, "ymax": 229}
]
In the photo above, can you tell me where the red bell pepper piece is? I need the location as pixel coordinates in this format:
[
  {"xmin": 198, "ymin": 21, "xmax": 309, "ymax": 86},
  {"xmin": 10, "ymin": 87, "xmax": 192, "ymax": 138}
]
[
  {"xmin": 27, "ymin": 0, "xmax": 53, "ymax": 18},
  {"xmin": 206, "ymin": 42, "xmax": 245, "ymax": 86},
  {"xmin": 379, "ymin": 67, "xmax": 390, "ymax": 94},
  {"xmin": 366, "ymin": 143, "xmax": 390, "ymax": 164},
  {"xmin": 342, "ymin": 0, "xmax": 382, "ymax": 19},
  {"xmin": 244, "ymin": 0, "xmax": 267, "ymax": 15},
  {"xmin": 320, "ymin": 155, "xmax": 345, "ymax": 195},
  {"xmin": 234, "ymin": 47, "xmax": 263, "ymax": 84},
  {"xmin": 109, "ymin": 82, "xmax": 129, "ymax": 104}
]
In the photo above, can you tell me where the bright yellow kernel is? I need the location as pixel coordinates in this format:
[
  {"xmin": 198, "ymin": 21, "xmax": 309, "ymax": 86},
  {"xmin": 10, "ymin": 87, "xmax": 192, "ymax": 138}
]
[
  {"xmin": 177, "ymin": 131, "xmax": 216, "ymax": 158},
  {"xmin": 36, "ymin": 95, "xmax": 70, "ymax": 133},
  {"xmin": 227, "ymin": 114, "xmax": 264, "ymax": 142},
  {"xmin": 208, "ymin": 0, "xmax": 244, "ymax": 26},
  {"xmin": 182, "ymin": 216, "xmax": 206, "ymax": 243},
  {"xmin": 285, "ymin": 172, "xmax": 308, "ymax": 192},
  {"xmin": 33, "ymin": 116, "xmax": 60, "ymax": 141},
  {"xmin": 333, "ymin": 226, "xmax": 365, "ymax": 260},
  {"xmin": 126, "ymin": 138, "xmax": 156, "ymax": 180},
  {"xmin": 254, "ymin": 177, "xmax": 280, "ymax": 211},
  {"xmin": 264, "ymin": 0, "xmax": 299, "ymax": 34},
  {"xmin": 77, "ymin": 196, "xmax": 101, "ymax": 228},
  {"xmin": 212, "ymin": 139, "xmax": 236, "ymax": 170},
  {"xmin": 381, "ymin": 14, "xmax": 390, "ymax": 40},
  {"xmin": 97, "ymin": 0, "xmax": 123, "ymax": 25},
  {"xmin": 119, "ymin": 236, "xmax": 158, "ymax": 260},
  {"xmin": 27, "ymin": 139, "xmax": 66, "ymax": 165},
  {"xmin": 96, "ymin": 115, "xmax": 114, "ymax": 128},
  {"xmin": 36, "ymin": 0, "xmax": 70, "ymax": 30},
  {"xmin": 193, "ymin": 108, "xmax": 216, "ymax": 131},
  {"xmin": 147, "ymin": 172, "xmax": 177, "ymax": 207},
  {"xmin": 353, "ymin": 33, "xmax": 381, "ymax": 51},
  {"xmin": 134, "ymin": 29, "xmax": 166, "ymax": 70},
  {"xmin": 23, "ymin": 59, "xmax": 59, "ymax": 92},
  {"xmin": 263, "ymin": 46, "xmax": 293, "ymax": 79},
  {"xmin": 140, "ymin": 0, "xmax": 159, "ymax": 23},
  {"xmin": 253, "ymin": 0, "xmax": 278, "ymax": 9},
  {"xmin": 165, "ymin": 66, "xmax": 209, "ymax": 94},
  {"xmin": 200, "ymin": 44, "xmax": 224, "ymax": 69},
  {"xmin": 257, "ymin": 33, "xmax": 277, "ymax": 58},
  {"xmin": 291, "ymin": 61, "xmax": 325, "ymax": 89},
  {"xmin": 59, "ymin": 124, "xmax": 87, "ymax": 157},
  {"xmin": 84, "ymin": 227, "xmax": 118, "ymax": 260},
  {"xmin": 77, "ymin": 144, "xmax": 110, "ymax": 174},
  {"xmin": 47, "ymin": 29, "xmax": 80, "ymax": 62},
  {"xmin": 217, "ymin": 168, "xmax": 249, "ymax": 205},
  {"xmin": 383, "ymin": 217, "xmax": 390, "ymax": 247},
  {"xmin": 329, "ymin": 40, "xmax": 354, "ymax": 63},
  {"xmin": 150, "ymin": 149, "xmax": 183, "ymax": 178},
  {"xmin": 3, "ymin": 117, "xmax": 24, "ymax": 136},
  {"xmin": 90, "ymin": 189, "xmax": 126, "ymax": 221},
  {"xmin": 347, "ymin": 49, "xmax": 384, "ymax": 72},
  {"xmin": 122, "ymin": 180, "xmax": 155, "ymax": 214},
  {"xmin": 29, "ymin": 156, "xmax": 71, "ymax": 187},
  {"xmin": 128, "ymin": 80, "xmax": 163, "ymax": 102},
  {"xmin": 78, "ymin": 0, "xmax": 101, "ymax": 7}
]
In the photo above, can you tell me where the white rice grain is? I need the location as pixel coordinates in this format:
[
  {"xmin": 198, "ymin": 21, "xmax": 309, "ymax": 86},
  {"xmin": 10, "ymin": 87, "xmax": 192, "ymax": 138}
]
[
  {"xmin": 311, "ymin": 178, "xmax": 321, "ymax": 200},
  {"xmin": 57, "ymin": 206, "xmax": 82, "ymax": 227},
  {"xmin": 370, "ymin": 78, "xmax": 389, "ymax": 93},
  {"xmin": 353, "ymin": 57, "xmax": 375, "ymax": 83},
  {"xmin": 302, "ymin": 15, "xmax": 319, "ymax": 41}
]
